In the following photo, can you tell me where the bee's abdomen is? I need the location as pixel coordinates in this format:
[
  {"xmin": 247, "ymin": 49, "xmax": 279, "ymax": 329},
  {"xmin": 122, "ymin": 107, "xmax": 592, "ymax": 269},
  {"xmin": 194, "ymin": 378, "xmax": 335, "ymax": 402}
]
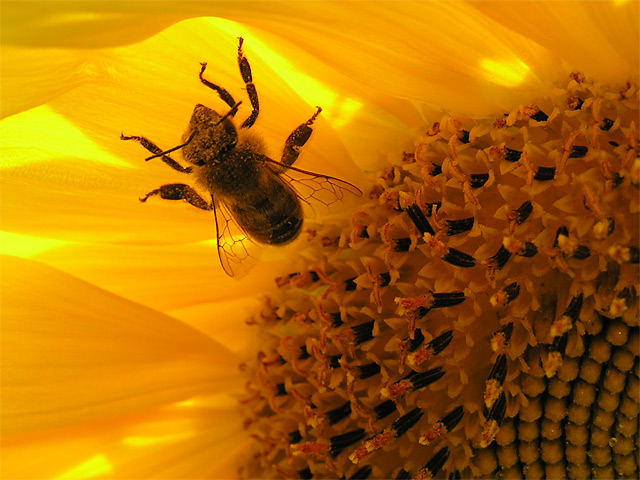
[{"xmin": 269, "ymin": 213, "xmax": 303, "ymax": 245}]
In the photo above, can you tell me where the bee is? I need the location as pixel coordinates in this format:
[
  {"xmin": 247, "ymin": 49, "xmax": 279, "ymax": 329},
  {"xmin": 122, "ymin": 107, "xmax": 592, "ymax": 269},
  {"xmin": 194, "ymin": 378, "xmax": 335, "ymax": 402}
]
[{"xmin": 121, "ymin": 37, "xmax": 361, "ymax": 276}]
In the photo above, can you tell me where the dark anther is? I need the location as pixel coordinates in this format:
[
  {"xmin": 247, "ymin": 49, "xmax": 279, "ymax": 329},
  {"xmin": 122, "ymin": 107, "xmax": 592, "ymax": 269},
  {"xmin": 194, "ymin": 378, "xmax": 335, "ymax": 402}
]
[
  {"xmin": 422, "ymin": 447, "xmax": 450, "ymax": 477},
  {"xmin": 275, "ymin": 383, "xmax": 287, "ymax": 396},
  {"xmin": 446, "ymin": 217, "xmax": 474, "ymax": 236},
  {"xmin": 429, "ymin": 330, "xmax": 454, "ymax": 355},
  {"xmin": 504, "ymin": 282, "xmax": 521, "ymax": 304},
  {"xmin": 394, "ymin": 469, "xmax": 411, "ymax": 480},
  {"xmin": 606, "ymin": 217, "xmax": 616, "ymax": 236},
  {"xmin": 572, "ymin": 245, "xmax": 590, "ymax": 259},
  {"xmin": 352, "ymin": 321, "xmax": 375, "ymax": 345},
  {"xmin": 517, "ymin": 242, "xmax": 538, "ymax": 257},
  {"xmin": 444, "ymin": 248, "xmax": 476, "ymax": 267},
  {"xmin": 392, "ymin": 407, "xmax": 424, "ymax": 437},
  {"xmin": 488, "ymin": 245, "xmax": 511, "ymax": 270},
  {"xmin": 328, "ymin": 354, "xmax": 342, "ymax": 369},
  {"xmin": 298, "ymin": 467, "xmax": 313, "ymax": 480},
  {"xmin": 600, "ymin": 118, "xmax": 614, "ymax": 131},
  {"xmin": 430, "ymin": 164, "xmax": 443, "ymax": 176},
  {"xmin": 289, "ymin": 430, "xmax": 302, "ymax": 444},
  {"xmin": 373, "ymin": 400, "xmax": 397, "ymax": 420},
  {"xmin": 441, "ymin": 406, "xmax": 465, "ymax": 432},
  {"xmin": 488, "ymin": 354, "xmax": 508, "ymax": 384},
  {"xmin": 488, "ymin": 392, "xmax": 507, "ymax": 424},
  {"xmin": 629, "ymin": 246, "xmax": 639, "ymax": 264},
  {"xmin": 514, "ymin": 200, "xmax": 533, "ymax": 225},
  {"xmin": 494, "ymin": 323, "xmax": 514, "ymax": 344},
  {"xmin": 344, "ymin": 277, "xmax": 357, "ymax": 291},
  {"xmin": 359, "ymin": 226, "xmax": 369, "ymax": 238},
  {"xmin": 329, "ymin": 429, "xmax": 366, "ymax": 457},
  {"xmin": 572, "ymin": 98, "xmax": 584, "ymax": 110},
  {"xmin": 432, "ymin": 291, "xmax": 466, "ymax": 308},
  {"xmin": 331, "ymin": 312, "xmax": 344, "ymax": 328},
  {"xmin": 409, "ymin": 328, "xmax": 426, "ymax": 352},
  {"xmin": 530, "ymin": 110, "xmax": 548, "ymax": 122},
  {"xmin": 554, "ymin": 226, "xmax": 570, "ymax": 247},
  {"xmin": 609, "ymin": 141, "xmax": 619, "ymax": 147},
  {"xmin": 379, "ymin": 272, "xmax": 391, "ymax": 287},
  {"xmin": 569, "ymin": 145, "xmax": 588, "ymax": 158},
  {"xmin": 348, "ymin": 465, "xmax": 372, "ymax": 480},
  {"xmin": 459, "ymin": 130, "xmax": 470, "ymax": 144},
  {"xmin": 448, "ymin": 471, "xmax": 462, "ymax": 480},
  {"xmin": 407, "ymin": 367, "xmax": 446, "ymax": 390},
  {"xmin": 612, "ymin": 172, "xmax": 624, "ymax": 188},
  {"xmin": 551, "ymin": 333, "xmax": 569, "ymax": 356},
  {"xmin": 563, "ymin": 293, "xmax": 584, "ymax": 322},
  {"xmin": 534, "ymin": 166, "xmax": 556, "ymax": 181},
  {"xmin": 299, "ymin": 345, "xmax": 311, "ymax": 360},
  {"xmin": 309, "ymin": 270, "xmax": 320, "ymax": 282},
  {"xmin": 470, "ymin": 173, "xmax": 490, "ymax": 188},
  {"xmin": 326, "ymin": 401, "xmax": 352, "ymax": 425},
  {"xmin": 358, "ymin": 362, "xmax": 381, "ymax": 379},
  {"xmin": 505, "ymin": 148, "xmax": 522, "ymax": 162},
  {"xmin": 394, "ymin": 238, "xmax": 412, "ymax": 252},
  {"xmin": 405, "ymin": 203, "xmax": 435, "ymax": 235}
]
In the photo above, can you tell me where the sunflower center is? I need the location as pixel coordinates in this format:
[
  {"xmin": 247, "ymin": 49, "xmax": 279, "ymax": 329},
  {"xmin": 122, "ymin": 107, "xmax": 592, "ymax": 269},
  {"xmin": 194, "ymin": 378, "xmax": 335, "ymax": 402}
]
[{"xmin": 239, "ymin": 74, "xmax": 639, "ymax": 479}]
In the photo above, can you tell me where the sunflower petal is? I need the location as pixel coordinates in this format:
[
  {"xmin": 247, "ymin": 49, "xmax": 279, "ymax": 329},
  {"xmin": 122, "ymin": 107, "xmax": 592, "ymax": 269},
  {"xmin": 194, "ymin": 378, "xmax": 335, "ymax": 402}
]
[{"xmin": 1, "ymin": 255, "xmax": 241, "ymax": 436}]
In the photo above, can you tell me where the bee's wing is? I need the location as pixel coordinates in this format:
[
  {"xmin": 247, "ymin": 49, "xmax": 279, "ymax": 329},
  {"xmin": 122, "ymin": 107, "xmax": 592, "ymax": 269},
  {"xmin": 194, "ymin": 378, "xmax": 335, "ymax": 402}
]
[
  {"xmin": 262, "ymin": 157, "xmax": 362, "ymax": 208},
  {"xmin": 212, "ymin": 198, "xmax": 260, "ymax": 278}
]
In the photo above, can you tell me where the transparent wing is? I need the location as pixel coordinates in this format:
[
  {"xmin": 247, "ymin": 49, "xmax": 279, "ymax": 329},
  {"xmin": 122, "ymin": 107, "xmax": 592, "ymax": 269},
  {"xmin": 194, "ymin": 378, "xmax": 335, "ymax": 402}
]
[
  {"xmin": 262, "ymin": 157, "xmax": 362, "ymax": 208},
  {"xmin": 212, "ymin": 198, "xmax": 259, "ymax": 277}
]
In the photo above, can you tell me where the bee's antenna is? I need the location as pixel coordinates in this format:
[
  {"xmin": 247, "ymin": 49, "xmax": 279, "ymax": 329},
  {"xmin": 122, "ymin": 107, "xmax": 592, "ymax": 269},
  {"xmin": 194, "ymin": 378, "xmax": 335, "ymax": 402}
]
[
  {"xmin": 145, "ymin": 131, "xmax": 196, "ymax": 161},
  {"xmin": 215, "ymin": 101, "xmax": 242, "ymax": 126}
]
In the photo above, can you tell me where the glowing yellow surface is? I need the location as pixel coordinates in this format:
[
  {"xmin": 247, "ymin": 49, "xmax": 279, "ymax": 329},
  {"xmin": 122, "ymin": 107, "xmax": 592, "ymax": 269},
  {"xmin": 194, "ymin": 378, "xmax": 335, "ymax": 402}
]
[
  {"xmin": 0, "ymin": 104, "xmax": 130, "ymax": 169},
  {"xmin": 0, "ymin": 231, "xmax": 69, "ymax": 258},
  {"xmin": 210, "ymin": 18, "xmax": 363, "ymax": 128},
  {"xmin": 56, "ymin": 455, "xmax": 112, "ymax": 479},
  {"xmin": 480, "ymin": 58, "xmax": 530, "ymax": 87}
]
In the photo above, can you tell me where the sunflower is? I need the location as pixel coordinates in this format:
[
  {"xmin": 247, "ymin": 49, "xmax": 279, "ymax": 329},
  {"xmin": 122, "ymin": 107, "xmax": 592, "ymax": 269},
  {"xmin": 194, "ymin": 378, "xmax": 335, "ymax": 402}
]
[{"xmin": 1, "ymin": 1, "xmax": 638, "ymax": 479}]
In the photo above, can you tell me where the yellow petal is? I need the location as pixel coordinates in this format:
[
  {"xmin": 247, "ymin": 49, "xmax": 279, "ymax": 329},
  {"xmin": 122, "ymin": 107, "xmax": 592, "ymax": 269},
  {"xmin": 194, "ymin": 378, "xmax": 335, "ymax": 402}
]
[
  {"xmin": 3, "ymin": 401, "xmax": 248, "ymax": 479},
  {"xmin": 471, "ymin": 0, "xmax": 640, "ymax": 82},
  {"xmin": 1, "ymin": 255, "xmax": 241, "ymax": 436}
]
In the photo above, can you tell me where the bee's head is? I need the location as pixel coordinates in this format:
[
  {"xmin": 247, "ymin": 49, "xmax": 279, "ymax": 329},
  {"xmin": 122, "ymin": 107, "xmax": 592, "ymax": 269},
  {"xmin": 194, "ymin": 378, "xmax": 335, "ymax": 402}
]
[{"xmin": 182, "ymin": 104, "xmax": 238, "ymax": 164}]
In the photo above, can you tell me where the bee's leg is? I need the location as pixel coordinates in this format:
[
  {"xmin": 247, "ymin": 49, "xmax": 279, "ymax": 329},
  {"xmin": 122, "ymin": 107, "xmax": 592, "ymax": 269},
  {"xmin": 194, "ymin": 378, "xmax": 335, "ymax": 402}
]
[
  {"xmin": 199, "ymin": 62, "xmax": 237, "ymax": 111},
  {"xmin": 279, "ymin": 106, "xmax": 323, "ymax": 170},
  {"xmin": 139, "ymin": 183, "xmax": 213, "ymax": 210},
  {"xmin": 120, "ymin": 134, "xmax": 192, "ymax": 173},
  {"xmin": 237, "ymin": 37, "xmax": 259, "ymax": 129}
]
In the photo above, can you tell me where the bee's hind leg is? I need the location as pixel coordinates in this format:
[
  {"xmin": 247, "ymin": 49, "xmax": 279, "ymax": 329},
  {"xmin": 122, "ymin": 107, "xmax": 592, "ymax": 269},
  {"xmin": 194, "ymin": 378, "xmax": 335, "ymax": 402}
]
[
  {"xmin": 140, "ymin": 183, "xmax": 213, "ymax": 210},
  {"xmin": 279, "ymin": 106, "xmax": 323, "ymax": 171},
  {"xmin": 121, "ymin": 134, "xmax": 192, "ymax": 173}
]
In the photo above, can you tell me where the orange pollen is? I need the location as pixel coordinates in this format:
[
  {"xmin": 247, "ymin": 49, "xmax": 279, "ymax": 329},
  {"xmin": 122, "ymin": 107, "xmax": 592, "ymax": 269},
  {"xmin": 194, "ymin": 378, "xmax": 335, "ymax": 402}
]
[
  {"xmin": 419, "ymin": 423, "xmax": 444, "ymax": 445},
  {"xmin": 381, "ymin": 379, "xmax": 412, "ymax": 400},
  {"xmin": 484, "ymin": 379, "xmax": 503, "ymax": 409},
  {"xmin": 480, "ymin": 420, "xmax": 500, "ymax": 448},
  {"xmin": 550, "ymin": 315, "xmax": 573, "ymax": 338}
]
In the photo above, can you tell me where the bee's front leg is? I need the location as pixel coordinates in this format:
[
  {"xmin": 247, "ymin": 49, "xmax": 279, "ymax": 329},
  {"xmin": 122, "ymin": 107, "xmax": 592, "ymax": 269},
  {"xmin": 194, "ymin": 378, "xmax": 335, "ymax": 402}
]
[
  {"xmin": 139, "ymin": 183, "xmax": 213, "ymax": 211},
  {"xmin": 279, "ymin": 106, "xmax": 323, "ymax": 171},
  {"xmin": 121, "ymin": 134, "xmax": 192, "ymax": 173}
]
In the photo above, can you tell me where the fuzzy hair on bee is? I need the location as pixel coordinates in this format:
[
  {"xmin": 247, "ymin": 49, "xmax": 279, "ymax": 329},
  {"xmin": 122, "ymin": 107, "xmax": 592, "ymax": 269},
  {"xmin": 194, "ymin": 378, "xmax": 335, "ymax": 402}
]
[{"xmin": 121, "ymin": 37, "xmax": 361, "ymax": 276}]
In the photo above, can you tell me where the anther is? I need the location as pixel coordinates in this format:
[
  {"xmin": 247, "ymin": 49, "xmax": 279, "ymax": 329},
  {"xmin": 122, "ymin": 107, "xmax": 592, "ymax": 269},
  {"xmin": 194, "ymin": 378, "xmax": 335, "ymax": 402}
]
[
  {"xmin": 490, "ymin": 323, "xmax": 514, "ymax": 352},
  {"xmin": 352, "ymin": 321, "xmax": 375, "ymax": 345},
  {"xmin": 445, "ymin": 217, "xmax": 474, "ymax": 236},
  {"xmin": 373, "ymin": 400, "xmax": 397, "ymax": 420},
  {"xmin": 329, "ymin": 429, "xmax": 367, "ymax": 457},
  {"xmin": 405, "ymin": 203, "xmax": 435, "ymax": 235},
  {"xmin": 534, "ymin": 166, "xmax": 556, "ymax": 181},
  {"xmin": 358, "ymin": 362, "xmax": 381, "ymax": 379},
  {"xmin": 348, "ymin": 466, "xmax": 372, "ymax": 480},
  {"xmin": 415, "ymin": 447, "xmax": 450, "ymax": 480},
  {"xmin": 326, "ymin": 401, "xmax": 352, "ymax": 425}
]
